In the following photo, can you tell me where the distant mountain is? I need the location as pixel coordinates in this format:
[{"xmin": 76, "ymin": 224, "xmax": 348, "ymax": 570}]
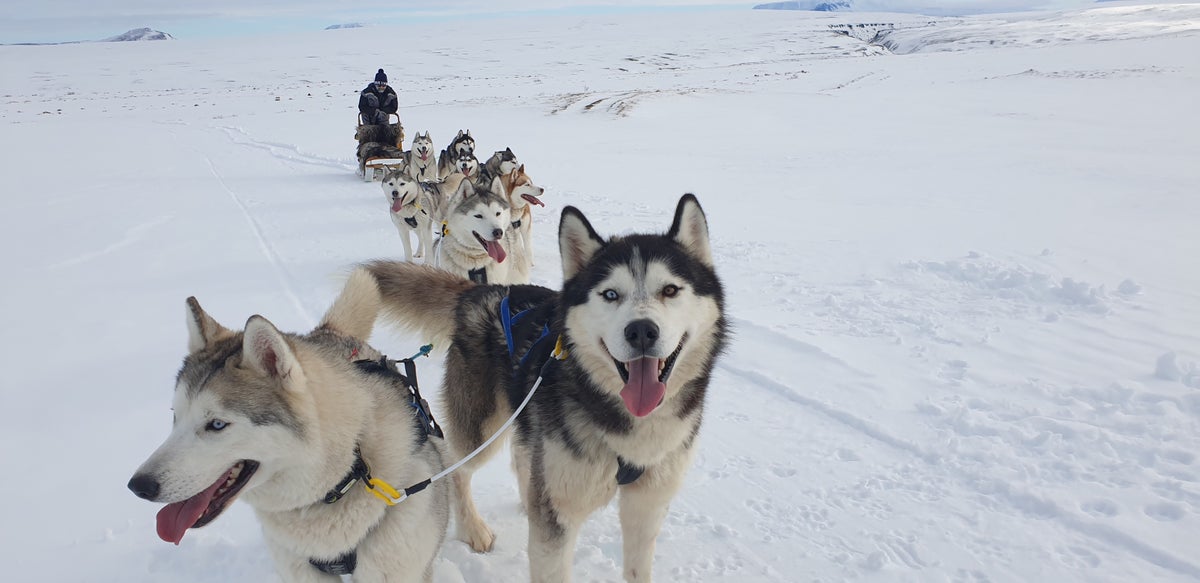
[
  {"xmin": 5, "ymin": 27, "xmax": 173, "ymax": 46},
  {"xmin": 753, "ymin": 1, "xmax": 852, "ymax": 11},
  {"xmin": 325, "ymin": 23, "xmax": 366, "ymax": 30},
  {"xmin": 102, "ymin": 28, "xmax": 174, "ymax": 42}
]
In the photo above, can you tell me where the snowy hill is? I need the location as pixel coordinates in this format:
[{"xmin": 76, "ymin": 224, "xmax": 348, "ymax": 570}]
[
  {"xmin": 102, "ymin": 27, "xmax": 174, "ymax": 42},
  {"xmin": 2, "ymin": 4, "xmax": 1199, "ymax": 583}
]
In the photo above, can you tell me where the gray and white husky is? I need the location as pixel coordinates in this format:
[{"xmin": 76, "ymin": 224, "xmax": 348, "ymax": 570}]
[
  {"xmin": 406, "ymin": 131, "xmax": 438, "ymax": 182},
  {"xmin": 383, "ymin": 167, "xmax": 445, "ymax": 262},
  {"xmin": 363, "ymin": 194, "xmax": 727, "ymax": 582},
  {"xmin": 476, "ymin": 147, "xmax": 519, "ymax": 186},
  {"xmin": 127, "ymin": 271, "xmax": 451, "ymax": 582},
  {"xmin": 437, "ymin": 129, "xmax": 476, "ymax": 177},
  {"xmin": 434, "ymin": 176, "xmax": 513, "ymax": 284}
]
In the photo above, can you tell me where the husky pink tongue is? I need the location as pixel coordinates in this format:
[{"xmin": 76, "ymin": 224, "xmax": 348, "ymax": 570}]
[
  {"xmin": 483, "ymin": 239, "xmax": 506, "ymax": 263},
  {"xmin": 391, "ymin": 199, "xmax": 403, "ymax": 213},
  {"xmin": 155, "ymin": 471, "xmax": 227, "ymax": 545},
  {"xmin": 521, "ymin": 194, "xmax": 545, "ymax": 207},
  {"xmin": 621, "ymin": 358, "xmax": 666, "ymax": 417}
]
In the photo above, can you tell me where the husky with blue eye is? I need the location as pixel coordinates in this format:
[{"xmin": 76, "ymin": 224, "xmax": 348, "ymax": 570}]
[
  {"xmin": 364, "ymin": 193, "xmax": 727, "ymax": 582},
  {"xmin": 127, "ymin": 270, "xmax": 451, "ymax": 582}
]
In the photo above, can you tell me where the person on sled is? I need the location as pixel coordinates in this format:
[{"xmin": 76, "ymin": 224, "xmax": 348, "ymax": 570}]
[{"xmin": 359, "ymin": 69, "xmax": 398, "ymax": 125}]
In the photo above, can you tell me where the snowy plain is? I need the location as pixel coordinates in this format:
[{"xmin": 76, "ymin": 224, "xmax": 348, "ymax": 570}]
[{"xmin": 1, "ymin": 3, "xmax": 1199, "ymax": 581}]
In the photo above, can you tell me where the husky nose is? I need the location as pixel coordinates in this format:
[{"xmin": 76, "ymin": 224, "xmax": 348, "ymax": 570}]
[
  {"xmin": 492, "ymin": 228, "xmax": 504, "ymax": 239},
  {"xmin": 624, "ymin": 319, "xmax": 659, "ymax": 352},
  {"xmin": 128, "ymin": 474, "xmax": 161, "ymax": 501}
]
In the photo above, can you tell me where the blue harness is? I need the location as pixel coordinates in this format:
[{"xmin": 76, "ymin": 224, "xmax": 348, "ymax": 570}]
[{"xmin": 500, "ymin": 295, "xmax": 553, "ymax": 372}]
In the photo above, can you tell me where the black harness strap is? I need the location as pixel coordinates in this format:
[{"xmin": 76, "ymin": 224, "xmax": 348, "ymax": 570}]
[
  {"xmin": 310, "ymin": 551, "xmax": 357, "ymax": 576},
  {"xmin": 616, "ymin": 457, "xmax": 646, "ymax": 486},
  {"xmin": 403, "ymin": 216, "xmax": 418, "ymax": 228},
  {"xmin": 323, "ymin": 447, "xmax": 371, "ymax": 505},
  {"xmin": 396, "ymin": 356, "xmax": 444, "ymax": 439},
  {"xmin": 468, "ymin": 267, "xmax": 488, "ymax": 285}
]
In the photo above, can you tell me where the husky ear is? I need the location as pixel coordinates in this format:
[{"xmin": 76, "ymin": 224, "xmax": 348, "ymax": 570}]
[
  {"xmin": 456, "ymin": 129, "xmax": 464, "ymax": 139},
  {"xmin": 242, "ymin": 316, "xmax": 305, "ymax": 388},
  {"xmin": 505, "ymin": 147, "xmax": 514, "ymax": 155},
  {"xmin": 489, "ymin": 175, "xmax": 506, "ymax": 198},
  {"xmin": 559, "ymin": 206, "xmax": 605, "ymax": 281},
  {"xmin": 465, "ymin": 129, "xmax": 472, "ymax": 137},
  {"xmin": 453, "ymin": 178, "xmax": 476, "ymax": 202},
  {"xmin": 186, "ymin": 297, "xmax": 232, "ymax": 353},
  {"xmin": 517, "ymin": 164, "xmax": 525, "ymax": 175},
  {"xmin": 667, "ymin": 194, "xmax": 713, "ymax": 268}
]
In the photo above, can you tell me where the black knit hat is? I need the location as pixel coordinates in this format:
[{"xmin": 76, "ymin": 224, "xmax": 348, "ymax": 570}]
[{"xmin": 374, "ymin": 69, "xmax": 388, "ymax": 84}]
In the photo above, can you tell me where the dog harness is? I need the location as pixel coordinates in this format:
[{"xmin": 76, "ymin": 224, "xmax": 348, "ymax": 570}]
[
  {"xmin": 499, "ymin": 294, "xmax": 646, "ymax": 485},
  {"xmin": 309, "ymin": 351, "xmax": 443, "ymax": 576}
]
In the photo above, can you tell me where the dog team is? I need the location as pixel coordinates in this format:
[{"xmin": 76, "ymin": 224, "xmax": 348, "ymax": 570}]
[
  {"xmin": 371, "ymin": 129, "xmax": 547, "ymax": 286},
  {"xmin": 128, "ymin": 80, "xmax": 728, "ymax": 582}
]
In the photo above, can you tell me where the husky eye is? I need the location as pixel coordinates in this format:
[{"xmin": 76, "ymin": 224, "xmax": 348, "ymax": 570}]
[
  {"xmin": 601, "ymin": 289, "xmax": 620, "ymax": 302},
  {"xmin": 474, "ymin": 214, "xmax": 483, "ymax": 219},
  {"xmin": 662, "ymin": 284, "xmax": 681, "ymax": 298},
  {"xmin": 206, "ymin": 419, "xmax": 229, "ymax": 432},
  {"xmin": 495, "ymin": 212, "xmax": 501, "ymax": 217}
]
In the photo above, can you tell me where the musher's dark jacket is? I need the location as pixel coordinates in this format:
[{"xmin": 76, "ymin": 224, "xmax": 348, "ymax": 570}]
[{"xmin": 359, "ymin": 84, "xmax": 398, "ymax": 120}]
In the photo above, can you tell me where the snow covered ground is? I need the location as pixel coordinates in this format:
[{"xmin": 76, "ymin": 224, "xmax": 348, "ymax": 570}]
[{"xmin": 2, "ymin": 4, "xmax": 1199, "ymax": 582}]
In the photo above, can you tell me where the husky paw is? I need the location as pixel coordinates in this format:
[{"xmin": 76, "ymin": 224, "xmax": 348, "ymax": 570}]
[{"xmin": 460, "ymin": 520, "xmax": 496, "ymax": 553}]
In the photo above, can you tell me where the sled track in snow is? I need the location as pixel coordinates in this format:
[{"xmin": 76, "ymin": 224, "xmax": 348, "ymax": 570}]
[
  {"xmin": 202, "ymin": 153, "xmax": 315, "ymax": 327},
  {"xmin": 717, "ymin": 355, "xmax": 1200, "ymax": 579},
  {"xmin": 219, "ymin": 126, "xmax": 354, "ymax": 172}
]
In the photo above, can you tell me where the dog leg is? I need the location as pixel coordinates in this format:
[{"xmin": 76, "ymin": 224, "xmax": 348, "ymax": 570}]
[
  {"xmin": 265, "ymin": 540, "xmax": 341, "ymax": 583},
  {"xmin": 414, "ymin": 217, "xmax": 429, "ymax": 259},
  {"xmin": 617, "ymin": 450, "xmax": 693, "ymax": 582},
  {"xmin": 446, "ymin": 394, "xmax": 510, "ymax": 553},
  {"xmin": 420, "ymin": 220, "xmax": 434, "ymax": 261},
  {"xmin": 399, "ymin": 225, "xmax": 414, "ymax": 262},
  {"xmin": 452, "ymin": 471, "xmax": 496, "ymax": 552},
  {"xmin": 528, "ymin": 445, "xmax": 617, "ymax": 582},
  {"xmin": 527, "ymin": 516, "xmax": 582, "ymax": 583},
  {"xmin": 512, "ymin": 441, "xmax": 532, "ymax": 514}
]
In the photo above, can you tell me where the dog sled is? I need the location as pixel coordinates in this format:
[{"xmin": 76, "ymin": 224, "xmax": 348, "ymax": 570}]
[{"xmin": 355, "ymin": 112, "xmax": 406, "ymax": 182}]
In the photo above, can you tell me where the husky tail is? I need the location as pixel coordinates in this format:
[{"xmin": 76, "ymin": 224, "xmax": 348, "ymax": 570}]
[
  {"xmin": 320, "ymin": 267, "xmax": 382, "ymax": 340},
  {"xmin": 361, "ymin": 260, "xmax": 476, "ymax": 347}
]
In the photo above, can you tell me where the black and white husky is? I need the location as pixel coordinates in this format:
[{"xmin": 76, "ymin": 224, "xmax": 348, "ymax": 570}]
[
  {"xmin": 437, "ymin": 129, "xmax": 476, "ymax": 178},
  {"xmin": 362, "ymin": 194, "xmax": 727, "ymax": 582}
]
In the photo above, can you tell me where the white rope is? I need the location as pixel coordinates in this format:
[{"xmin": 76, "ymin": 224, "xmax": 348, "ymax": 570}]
[{"xmin": 428, "ymin": 372, "xmax": 545, "ymax": 484}]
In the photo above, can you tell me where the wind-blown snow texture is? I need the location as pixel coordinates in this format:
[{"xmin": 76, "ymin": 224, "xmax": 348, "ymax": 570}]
[{"xmin": 1, "ymin": 4, "xmax": 1198, "ymax": 582}]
